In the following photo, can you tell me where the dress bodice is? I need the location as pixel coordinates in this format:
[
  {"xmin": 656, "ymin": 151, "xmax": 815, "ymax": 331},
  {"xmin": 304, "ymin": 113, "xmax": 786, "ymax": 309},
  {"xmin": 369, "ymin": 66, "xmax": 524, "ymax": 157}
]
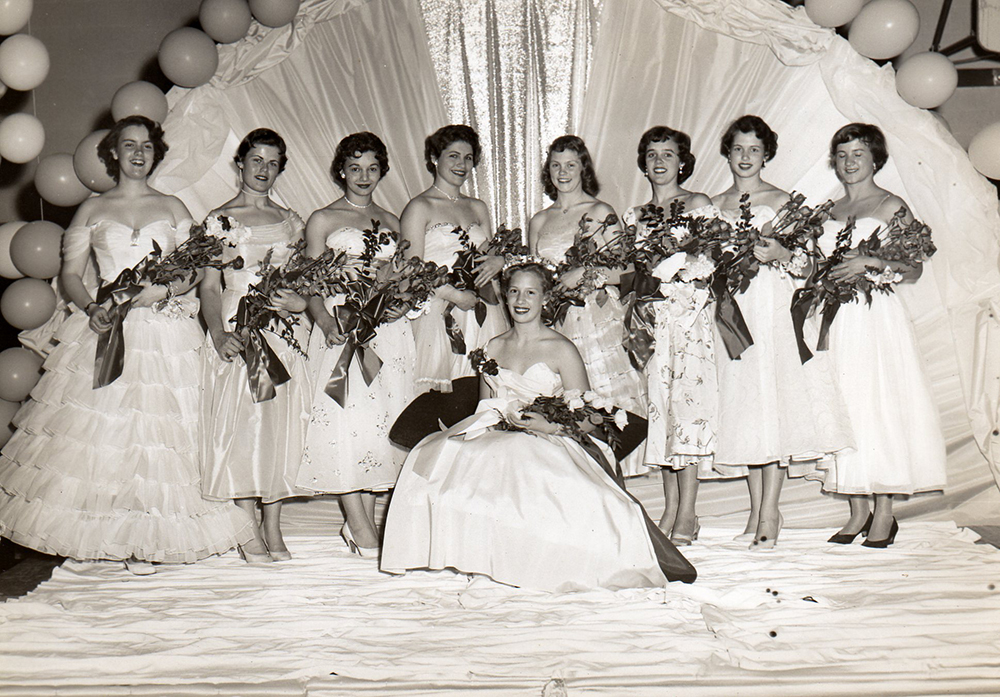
[
  {"xmin": 484, "ymin": 363, "xmax": 563, "ymax": 405},
  {"xmin": 324, "ymin": 226, "xmax": 397, "ymax": 261},
  {"xmin": 67, "ymin": 219, "xmax": 190, "ymax": 284},
  {"xmin": 422, "ymin": 222, "xmax": 487, "ymax": 269},
  {"xmin": 219, "ymin": 212, "xmax": 304, "ymax": 296},
  {"xmin": 818, "ymin": 217, "xmax": 883, "ymax": 257}
]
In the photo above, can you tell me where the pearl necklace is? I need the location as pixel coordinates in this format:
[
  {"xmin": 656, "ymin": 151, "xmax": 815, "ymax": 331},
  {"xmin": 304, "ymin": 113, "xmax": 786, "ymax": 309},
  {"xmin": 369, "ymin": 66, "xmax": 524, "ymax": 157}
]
[
  {"xmin": 432, "ymin": 184, "xmax": 461, "ymax": 203},
  {"xmin": 344, "ymin": 196, "xmax": 372, "ymax": 209}
]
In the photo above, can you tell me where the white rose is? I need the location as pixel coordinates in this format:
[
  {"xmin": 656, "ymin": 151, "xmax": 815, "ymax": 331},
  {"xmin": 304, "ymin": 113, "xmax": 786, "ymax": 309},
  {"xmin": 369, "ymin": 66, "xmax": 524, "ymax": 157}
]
[
  {"xmin": 583, "ymin": 390, "xmax": 599, "ymax": 403},
  {"xmin": 613, "ymin": 409, "xmax": 629, "ymax": 429},
  {"xmin": 590, "ymin": 395, "xmax": 609, "ymax": 411},
  {"xmin": 568, "ymin": 397, "xmax": 585, "ymax": 411}
]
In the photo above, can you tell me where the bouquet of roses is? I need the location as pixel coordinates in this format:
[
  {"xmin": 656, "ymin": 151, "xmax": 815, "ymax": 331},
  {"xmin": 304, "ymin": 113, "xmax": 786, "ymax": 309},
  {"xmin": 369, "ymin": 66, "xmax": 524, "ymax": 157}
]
[
  {"xmin": 92, "ymin": 217, "xmax": 246, "ymax": 389},
  {"xmin": 544, "ymin": 213, "xmax": 631, "ymax": 326},
  {"xmin": 444, "ymin": 224, "xmax": 527, "ymax": 353},
  {"xmin": 233, "ymin": 237, "xmax": 360, "ymax": 402},
  {"xmin": 618, "ymin": 202, "xmax": 729, "ymax": 369},
  {"xmin": 790, "ymin": 208, "xmax": 935, "ymax": 363},
  {"xmin": 323, "ymin": 234, "xmax": 449, "ymax": 406}
]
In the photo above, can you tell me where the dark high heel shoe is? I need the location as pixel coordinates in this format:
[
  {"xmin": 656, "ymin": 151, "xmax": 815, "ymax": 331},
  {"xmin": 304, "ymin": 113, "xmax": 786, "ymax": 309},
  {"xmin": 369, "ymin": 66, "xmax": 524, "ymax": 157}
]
[
  {"xmin": 861, "ymin": 517, "xmax": 898, "ymax": 548},
  {"xmin": 827, "ymin": 512, "xmax": 873, "ymax": 544}
]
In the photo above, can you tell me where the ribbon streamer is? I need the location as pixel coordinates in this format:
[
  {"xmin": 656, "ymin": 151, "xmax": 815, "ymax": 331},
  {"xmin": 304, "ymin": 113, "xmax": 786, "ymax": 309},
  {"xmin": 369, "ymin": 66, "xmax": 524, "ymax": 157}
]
[
  {"xmin": 236, "ymin": 296, "xmax": 291, "ymax": 403},
  {"xmin": 443, "ymin": 305, "xmax": 466, "ymax": 355},
  {"xmin": 92, "ymin": 267, "xmax": 145, "ymax": 389},
  {"xmin": 790, "ymin": 285, "xmax": 817, "ymax": 364},
  {"xmin": 324, "ymin": 294, "xmax": 386, "ymax": 407},
  {"xmin": 710, "ymin": 271, "xmax": 754, "ymax": 360},
  {"xmin": 619, "ymin": 269, "xmax": 663, "ymax": 371}
]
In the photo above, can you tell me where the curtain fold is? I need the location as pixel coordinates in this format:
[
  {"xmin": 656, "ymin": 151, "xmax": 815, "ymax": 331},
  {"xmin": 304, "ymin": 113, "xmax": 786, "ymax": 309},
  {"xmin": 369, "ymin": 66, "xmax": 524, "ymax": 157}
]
[{"xmin": 152, "ymin": 0, "xmax": 449, "ymax": 222}]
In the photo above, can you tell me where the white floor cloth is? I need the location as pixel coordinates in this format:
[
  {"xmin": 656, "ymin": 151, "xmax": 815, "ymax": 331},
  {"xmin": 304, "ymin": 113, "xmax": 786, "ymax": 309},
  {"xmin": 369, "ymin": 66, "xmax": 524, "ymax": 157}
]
[{"xmin": 2, "ymin": 522, "xmax": 998, "ymax": 696}]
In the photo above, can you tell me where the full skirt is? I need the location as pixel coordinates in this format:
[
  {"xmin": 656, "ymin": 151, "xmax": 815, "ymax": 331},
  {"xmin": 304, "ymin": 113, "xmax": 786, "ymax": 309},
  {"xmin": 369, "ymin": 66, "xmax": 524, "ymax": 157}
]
[{"xmin": 0, "ymin": 301, "xmax": 254, "ymax": 562}]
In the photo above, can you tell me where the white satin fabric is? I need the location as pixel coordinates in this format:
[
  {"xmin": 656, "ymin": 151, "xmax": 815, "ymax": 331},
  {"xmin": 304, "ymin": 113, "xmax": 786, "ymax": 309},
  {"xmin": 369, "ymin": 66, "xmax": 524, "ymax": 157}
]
[
  {"xmin": 381, "ymin": 361, "xmax": 666, "ymax": 592},
  {"xmin": 199, "ymin": 214, "xmax": 312, "ymax": 503}
]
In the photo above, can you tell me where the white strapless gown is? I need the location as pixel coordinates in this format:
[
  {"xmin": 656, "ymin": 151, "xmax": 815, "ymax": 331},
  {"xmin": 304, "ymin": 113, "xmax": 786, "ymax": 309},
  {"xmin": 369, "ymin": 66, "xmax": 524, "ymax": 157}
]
[
  {"xmin": 713, "ymin": 205, "xmax": 854, "ymax": 473},
  {"xmin": 297, "ymin": 227, "xmax": 413, "ymax": 494},
  {"xmin": 809, "ymin": 218, "xmax": 946, "ymax": 494},
  {"xmin": 199, "ymin": 213, "xmax": 312, "ymax": 503},
  {"xmin": 381, "ymin": 362, "xmax": 672, "ymax": 592},
  {"xmin": 0, "ymin": 220, "xmax": 254, "ymax": 562},
  {"xmin": 409, "ymin": 222, "xmax": 508, "ymax": 392}
]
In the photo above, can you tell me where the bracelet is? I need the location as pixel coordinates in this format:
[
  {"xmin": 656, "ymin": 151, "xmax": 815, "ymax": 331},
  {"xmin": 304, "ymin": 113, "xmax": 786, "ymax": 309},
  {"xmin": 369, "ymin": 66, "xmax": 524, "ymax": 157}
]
[{"xmin": 84, "ymin": 302, "xmax": 99, "ymax": 314}]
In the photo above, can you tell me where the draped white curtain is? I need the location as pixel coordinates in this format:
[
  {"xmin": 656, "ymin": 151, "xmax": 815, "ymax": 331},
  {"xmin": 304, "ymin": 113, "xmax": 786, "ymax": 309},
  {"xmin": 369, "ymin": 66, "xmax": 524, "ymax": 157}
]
[{"xmin": 150, "ymin": 0, "xmax": 1000, "ymax": 525}]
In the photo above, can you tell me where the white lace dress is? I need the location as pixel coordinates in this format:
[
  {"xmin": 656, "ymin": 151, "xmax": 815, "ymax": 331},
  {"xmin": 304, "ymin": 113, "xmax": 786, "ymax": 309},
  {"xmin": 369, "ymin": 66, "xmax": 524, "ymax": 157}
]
[
  {"xmin": 712, "ymin": 205, "xmax": 854, "ymax": 475},
  {"xmin": 809, "ymin": 218, "xmax": 946, "ymax": 494},
  {"xmin": 625, "ymin": 205, "xmax": 721, "ymax": 477},
  {"xmin": 0, "ymin": 220, "xmax": 254, "ymax": 562},
  {"xmin": 297, "ymin": 227, "xmax": 414, "ymax": 494},
  {"xmin": 200, "ymin": 212, "xmax": 312, "ymax": 503},
  {"xmin": 409, "ymin": 222, "xmax": 508, "ymax": 392}
]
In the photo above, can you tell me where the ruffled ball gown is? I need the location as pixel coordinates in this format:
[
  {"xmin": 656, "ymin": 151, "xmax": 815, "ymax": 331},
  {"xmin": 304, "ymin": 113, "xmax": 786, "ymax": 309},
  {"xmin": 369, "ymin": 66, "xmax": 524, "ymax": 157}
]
[
  {"xmin": 297, "ymin": 227, "xmax": 413, "ymax": 494},
  {"xmin": 200, "ymin": 212, "xmax": 312, "ymax": 503},
  {"xmin": 712, "ymin": 205, "xmax": 854, "ymax": 474},
  {"xmin": 810, "ymin": 218, "xmax": 945, "ymax": 494},
  {"xmin": 409, "ymin": 222, "xmax": 508, "ymax": 393},
  {"xmin": 624, "ymin": 205, "xmax": 721, "ymax": 477},
  {"xmin": 0, "ymin": 220, "xmax": 254, "ymax": 562},
  {"xmin": 381, "ymin": 360, "xmax": 695, "ymax": 592},
  {"xmin": 535, "ymin": 220, "xmax": 648, "ymax": 475}
]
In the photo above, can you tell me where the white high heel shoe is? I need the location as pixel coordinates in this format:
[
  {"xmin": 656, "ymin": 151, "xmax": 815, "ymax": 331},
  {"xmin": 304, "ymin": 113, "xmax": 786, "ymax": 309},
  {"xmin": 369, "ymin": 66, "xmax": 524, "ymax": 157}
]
[{"xmin": 341, "ymin": 521, "xmax": 380, "ymax": 558}]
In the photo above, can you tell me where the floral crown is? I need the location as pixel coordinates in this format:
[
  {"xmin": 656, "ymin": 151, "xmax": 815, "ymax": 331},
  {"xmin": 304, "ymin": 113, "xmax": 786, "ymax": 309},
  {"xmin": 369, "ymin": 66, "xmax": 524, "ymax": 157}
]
[{"xmin": 501, "ymin": 253, "xmax": 559, "ymax": 275}]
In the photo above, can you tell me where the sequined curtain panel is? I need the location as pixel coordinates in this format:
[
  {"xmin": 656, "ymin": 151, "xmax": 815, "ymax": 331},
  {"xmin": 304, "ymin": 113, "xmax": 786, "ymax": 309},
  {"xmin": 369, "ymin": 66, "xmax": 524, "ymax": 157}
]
[{"xmin": 419, "ymin": 0, "xmax": 603, "ymax": 230}]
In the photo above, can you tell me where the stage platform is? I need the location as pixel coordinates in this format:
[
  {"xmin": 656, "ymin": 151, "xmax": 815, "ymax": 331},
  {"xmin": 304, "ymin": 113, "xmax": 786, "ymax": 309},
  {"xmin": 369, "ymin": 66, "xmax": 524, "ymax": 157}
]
[{"xmin": 1, "ymin": 521, "xmax": 998, "ymax": 696}]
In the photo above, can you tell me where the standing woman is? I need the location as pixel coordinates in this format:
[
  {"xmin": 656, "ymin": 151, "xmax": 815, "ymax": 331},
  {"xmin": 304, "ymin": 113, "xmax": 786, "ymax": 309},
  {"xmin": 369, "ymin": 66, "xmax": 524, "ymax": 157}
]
[
  {"xmin": 400, "ymin": 124, "xmax": 507, "ymax": 394},
  {"xmin": 624, "ymin": 126, "xmax": 717, "ymax": 545},
  {"xmin": 0, "ymin": 115, "xmax": 253, "ymax": 572},
  {"xmin": 816, "ymin": 123, "xmax": 945, "ymax": 546},
  {"xmin": 529, "ymin": 135, "xmax": 647, "ymax": 475},
  {"xmin": 296, "ymin": 132, "xmax": 409, "ymax": 555},
  {"xmin": 200, "ymin": 128, "xmax": 310, "ymax": 562},
  {"xmin": 711, "ymin": 115, "xmax": 852, "ymax": 549}
]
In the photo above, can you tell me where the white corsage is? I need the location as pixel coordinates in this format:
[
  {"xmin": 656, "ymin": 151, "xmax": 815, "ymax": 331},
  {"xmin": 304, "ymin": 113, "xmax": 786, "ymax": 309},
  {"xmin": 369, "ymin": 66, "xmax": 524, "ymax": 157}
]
[
  {"xmin": 205, "ymin": 214, "xmax": 252, "ymax": 246},
  {"xmin": 776, "ymin": 248, "xmax": 810, "ymax": 279},
  {"xmin": 864, "ymin": 265, "xmax": 903, "ymax": 288}
]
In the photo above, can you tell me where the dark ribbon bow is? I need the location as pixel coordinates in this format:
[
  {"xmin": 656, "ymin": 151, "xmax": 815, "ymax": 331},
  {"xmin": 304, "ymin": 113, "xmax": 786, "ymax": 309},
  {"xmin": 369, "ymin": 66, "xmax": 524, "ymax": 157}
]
[
  {"xmin": 619, "ymin": 268, "xmax": 663, "ymax": 371},
  {"xmin": 236, "ymin": 296, "xmax": 291, "ymax": 403},
  {"xmin": 324, "ymin": 291, "xmax": 385, "ymax": 407},
  {"xmin": 92, "ymin": 261, "xmax": 150, "ymax": 389},
  {"xmin": 709, "ymin": 267, "xmax": 754, "ymax": 360},
  {"xmin": 790, "ymin": 282, "xmax": 841, "ymax": 364}
]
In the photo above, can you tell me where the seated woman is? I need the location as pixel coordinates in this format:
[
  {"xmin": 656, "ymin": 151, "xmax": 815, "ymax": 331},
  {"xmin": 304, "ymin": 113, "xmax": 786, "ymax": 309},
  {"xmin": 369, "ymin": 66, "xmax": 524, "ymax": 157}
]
[{"xmin": 380, "ymin": 261, "xmax": 695, "ymax": 592}]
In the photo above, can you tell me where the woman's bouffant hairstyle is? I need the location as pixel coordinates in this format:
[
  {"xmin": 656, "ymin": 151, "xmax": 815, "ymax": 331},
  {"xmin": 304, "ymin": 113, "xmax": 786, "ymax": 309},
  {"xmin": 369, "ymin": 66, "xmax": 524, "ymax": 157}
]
[
  {"xmin": 234, "ymin": 128, "xmax": 288, "ymax": 172},
  {"xmin": 829, "ymin": 122, "xmax": 889, "ymax": 173},
  {"xmin": 720, "ymin": 115, "xmax": 778, "ymax": 162},
  {"xmin": 541, "ymin": 135, "xmax": 600, "ymax": 201},
  {"xmin": 424, "ymin": 124, "xmax": 481, "ymax": 175},
  {"xmin": 636, "ymin": 126, "xmax": 696, "ymax": 185},
  {"xmin": 501, "ymin": 262, "xmax": 555, "ymax": 295},
  {"xmin": 330, "ymin": 132, "xmax": 390, "ymax": 189},
  {"xmin": 97, "ymin": 115, "xmax": 168, "ymax": 181}
]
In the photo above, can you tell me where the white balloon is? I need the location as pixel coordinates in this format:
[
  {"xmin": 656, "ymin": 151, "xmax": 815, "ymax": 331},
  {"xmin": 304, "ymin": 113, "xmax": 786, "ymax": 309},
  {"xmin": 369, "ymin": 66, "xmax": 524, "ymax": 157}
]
[
  {"xmin": 0, "ymin": 33, "xmax": 49, "ymax": 91},
  {"xmin": 0, "ymin": 0, "xmax": 33, "ymax": 35},
  {"xmin": 0, "ymin": 112, "xmax": 44, "ymax": 163},
  {"xmin": 849, "ymin": 0, "xmax": 920, "ymax": 60},
  {"xmin": 895, "ymin": 52, "xmax": 958, "ymax": 109},
  {"xmin": 805, "ymin": 0, "xmax": 864, "ymax": 28},
  {"xmin": 968, "ymin": 122, "xmax": 1000, "ymax": 180}
]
